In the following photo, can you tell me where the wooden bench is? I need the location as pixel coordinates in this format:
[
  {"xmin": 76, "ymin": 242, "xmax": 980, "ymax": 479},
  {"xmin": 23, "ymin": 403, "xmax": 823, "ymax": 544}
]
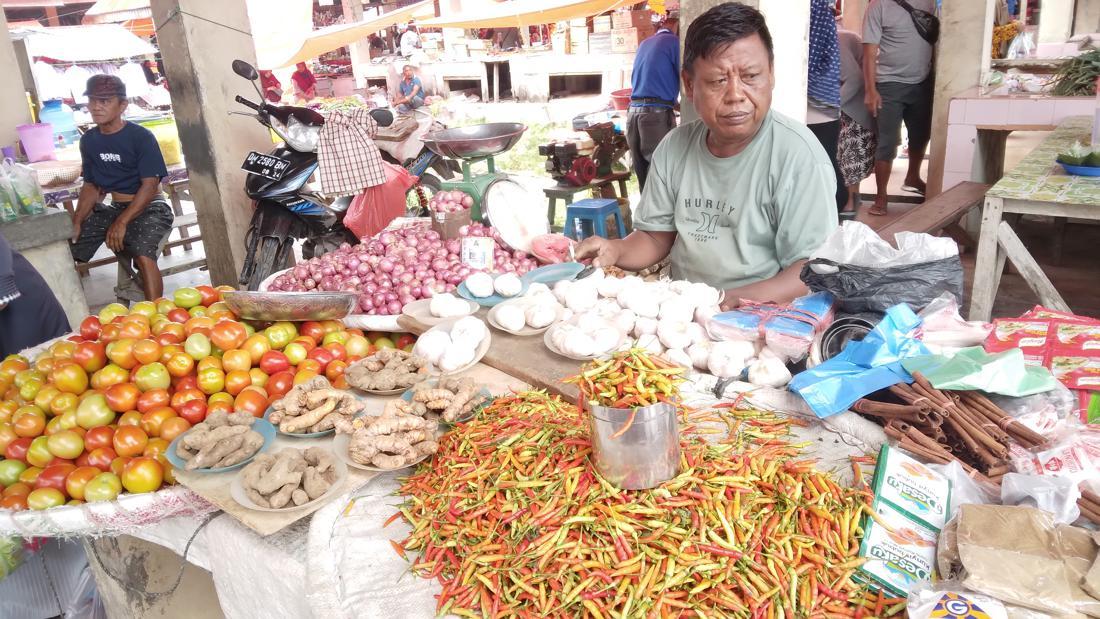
[{"xmin": 873, "ymin": 181, "xmax": 991, "ymax": 248}]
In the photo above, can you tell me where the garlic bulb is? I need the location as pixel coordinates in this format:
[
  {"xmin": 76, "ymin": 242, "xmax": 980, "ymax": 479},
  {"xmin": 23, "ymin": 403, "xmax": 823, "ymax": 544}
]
[
  {"xmin": 633, "ymin": 316, "xmax": 658, "ymax": 338},
  {"xmin": 585, "ymin": 268, "xmax": 606, "ymax": 283},
  {"xmin": 565, "ymin": 285, "xmax": 598, "ymax": 312},
  {"xmin": 592, "ymin": 327, "xmax": 620, "ymax": 354},
  {"xmin": 659, "ymin": 298, "xmax": 694, "ymax": 323},
  {"xmin": 416, "ymin": 330, "xmax": 452, "ymax": 365},
  {"xmin": 656, "ymin": 320, "xmax": 692, "ymax": 350},
  {"xmin": 552, "ymin": 280, "xmax": 572, "ymax": 304},
  {"xmin": 494, "ymin": 273, "xmax": 523, "ymax": 297},
  {"xmin": 695, "ymin": 304, "xmax": 721, "ymax": 326},
  {"xmin": 450, "ymin": 316, "xmax": 487, "ymax": 349},
  {"xmin": 635, "ymin": 333, "xmax": 664, "ymax": 355},
  {"xmin": 525, "ymin": 303, "xmax": 557, "ymax": 329},
  {"xmin": 707, "ymin": 341, "xmax": 754, "ymax": 378},
  {"xmin": 563, "ymin": 331, "xmax": 596, "ymax": 357},
  {"xmin": 525, "ymin": 282, "xmax": 551, "ymax": 297},
  {"xmin": 560, "ymin": 308, "xmax": 574, "ymax": 322},
  {"xmin": 612, "ymin": 309, "xmax": 636, "ymax": 335},
  {"xmin": 430, "ymin": 293, "xmax": 468, "ymax": 318},
  {"xmin": 439, "ymin": 344, "xmax": 475, "ymax": 372},
  {"xmin": 550, "ymin": 325, "xmax": 571, "ymax": 350},
  {"xmin": 686, "ymin": 322, "xmax": 709, "ymax": 345},
  {"xmin": 496, "ymin": 304, "xmax": 526, "ymax": 332},
  {"xmin": 747, "ymin": 355, "xmax": 792, "ymax": 388},
  {"xmin": 630, "ymin": 295, "xmax": 660, "ymax": 319},
  {"xmin": 465, "ymin": 272, "xmax": 494, "ymax": 298},
  {"xmin": 687, "ymin": 341, "xmax": 713, "ymax": 371},
  {"xmin": 576, "ymin": 313, "xmax": 610, "ymax": 333},
  {"xmin": 688, "ymin": 283, "xmax": 722, "ymax": 307},
  {"xmin": 669, "ymin": 280, "xmax": 691, "ymax": 294},
  {"xmin": 663, "ymin": 347, "xmax": 692, "ymax": 369},
  {"xmin": 597, "ymin": 276, "xmax": 624, "ymax": 299}
]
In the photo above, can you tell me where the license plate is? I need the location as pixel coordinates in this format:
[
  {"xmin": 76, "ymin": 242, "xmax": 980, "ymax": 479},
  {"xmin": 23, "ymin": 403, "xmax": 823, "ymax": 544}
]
[{"xmin": 241, "ymin": 151, "xmax": 291, "ymax": 181}]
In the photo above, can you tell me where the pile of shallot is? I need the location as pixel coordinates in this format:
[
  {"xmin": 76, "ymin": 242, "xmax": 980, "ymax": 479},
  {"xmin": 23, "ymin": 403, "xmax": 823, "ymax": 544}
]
[
  {"xmin": 266, "ymin": 222, "xmax": 540, "ymax": 315},
  {"xmin": 430, "ymin": 189, "xmax": 473, "ymax": 214}
]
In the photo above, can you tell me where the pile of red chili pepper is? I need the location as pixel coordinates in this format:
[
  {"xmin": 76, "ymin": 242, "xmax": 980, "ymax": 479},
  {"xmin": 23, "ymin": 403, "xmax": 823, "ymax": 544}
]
[
  {"xmin": 391, "ymin": 391, "xmax": 906, "ymax": 618},
  {"xmin": 565, "ymin": 349, "xmax": 686, "ymax": 410}
]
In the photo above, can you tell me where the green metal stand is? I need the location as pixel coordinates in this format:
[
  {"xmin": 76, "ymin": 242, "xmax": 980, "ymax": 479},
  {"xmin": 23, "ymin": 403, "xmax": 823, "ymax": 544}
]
[{"xmin": 438, "ymin": 157, "xmax": 508, "ymax": 221}]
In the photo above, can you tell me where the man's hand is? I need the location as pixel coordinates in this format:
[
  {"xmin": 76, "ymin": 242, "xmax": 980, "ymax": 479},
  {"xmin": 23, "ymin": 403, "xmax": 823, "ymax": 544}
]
[
  {"xmin": 865, "ymin": 88, "xmax": 882, "ymax": 117},
  {"xmin": 574, "ymin": 236, "xmax": 621, "ymax": 268},
  {"xmin": 105, "ymin": 217, "xmax": 129, "ymax": 253}
]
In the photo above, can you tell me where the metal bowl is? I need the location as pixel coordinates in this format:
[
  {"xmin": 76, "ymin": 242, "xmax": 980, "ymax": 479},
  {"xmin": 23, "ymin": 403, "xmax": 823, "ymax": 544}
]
[
  {"xmin": 422, "ymin": 123, "xmax": 527, "ymax": 160},
  {"xmin": 221, "ymin": 291, "xmax": 357, "ymax": 322}
]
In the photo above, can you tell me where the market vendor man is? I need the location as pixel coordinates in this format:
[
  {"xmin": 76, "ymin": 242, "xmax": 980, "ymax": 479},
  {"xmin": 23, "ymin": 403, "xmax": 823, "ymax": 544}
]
[
  {"xmin": 577, "ymin": 3, "xmax": 838, "ymax": 309},
  {"xmin": 70, "ymin": 74, "xmax": 173, "ymax": 300}
]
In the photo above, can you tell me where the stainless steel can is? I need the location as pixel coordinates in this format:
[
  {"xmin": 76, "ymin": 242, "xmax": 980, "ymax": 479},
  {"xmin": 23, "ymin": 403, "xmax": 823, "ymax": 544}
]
[{"xmin": 588, "ymin": 401, "xmax": 681, "ymax": 490}]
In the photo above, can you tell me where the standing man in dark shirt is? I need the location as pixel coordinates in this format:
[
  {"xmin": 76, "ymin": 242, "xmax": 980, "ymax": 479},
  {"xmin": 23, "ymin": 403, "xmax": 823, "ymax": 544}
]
[
  {"xmin": 70, "ymin": 75, "xmax": 173, "ymax": 300},
  {"xmin": 627, "ymin": 16, "xmax": 679, "ymax": 191}
]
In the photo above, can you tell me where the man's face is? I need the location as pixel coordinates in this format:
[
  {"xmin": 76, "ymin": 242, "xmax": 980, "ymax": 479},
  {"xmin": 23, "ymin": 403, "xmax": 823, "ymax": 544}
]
[
  {"xmin": 403, "ymin": 66, "xmax": 414, "ymax": 80},
  {"xmin": 682, "ymin": 33, "xmax": 774, "ymax": 153},
  {"xmin": 87, "ymin": 96, "xmax": 127, "ymax": 126}
]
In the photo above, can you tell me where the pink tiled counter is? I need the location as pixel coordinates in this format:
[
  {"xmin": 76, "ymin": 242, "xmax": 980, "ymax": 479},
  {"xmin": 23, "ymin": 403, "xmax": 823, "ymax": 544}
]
[{"xmin": 943, "ymin": 93, "xmax": 1095, "ymax": 191}]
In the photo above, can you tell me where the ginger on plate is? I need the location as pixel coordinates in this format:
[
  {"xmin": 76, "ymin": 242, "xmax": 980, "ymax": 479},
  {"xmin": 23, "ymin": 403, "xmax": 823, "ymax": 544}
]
[
  {"xmin": 270, "ymin": 379, "xmax": 364, "ymax": 434},
  {"xmin": 345, "ymin": 349, "xmax": 426, "ymax": 391},
  {"xmin": 177, "ymin": 414, "xmax": 266, "ymax": 470},
  {"xmin": 408, "ymin": 377, "xmax": 489, "ymax": 422},
  {"xmin": 337, "ymin": 404, "xmax": 439, "ymax": 469},
  {"xmin": 238, "ymin": 448, "xmax": 338, "ymax": 510}
]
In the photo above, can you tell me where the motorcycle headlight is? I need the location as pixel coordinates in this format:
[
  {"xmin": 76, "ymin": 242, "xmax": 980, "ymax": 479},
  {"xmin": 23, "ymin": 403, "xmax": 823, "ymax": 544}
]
[{"xmin": 285, "ymin": 116, "xmax": 320, "ymax": 153}]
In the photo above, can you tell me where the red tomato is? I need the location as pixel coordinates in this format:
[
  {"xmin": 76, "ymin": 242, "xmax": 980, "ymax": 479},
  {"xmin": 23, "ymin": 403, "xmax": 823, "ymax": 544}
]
[
  {"xmin": 50, "ymin": 363, "xmax": 89, "ymax": 395},
  {"xmin": 105, "ymin": 339, "xmax": 138, "ymax": 370},
  {"xmin": 258, "ymin": 350, "xmax": 290, "ymax": 375},
  {"xmin": 174, "ymin": 375, "xmax": 199, "ymax": 393},
  {"xmin": 121, "ymin": 457, "xmax": 164, "ymax": 494},
  {"xmin": 18, "ymin": 466, "xmax": 41, "ymax": 485},
  {"xmin": 116, "ymin": 411, "xmax": 143, "ymax": 427},
  {"xmin": 394, "ymin": 334, "xmax": 417, "ymax": 349},
  {"xmin": 291, "ymin": 336, "xmax": 317, "ymax": 352},
  {"xmin": 210, "ymin": 320, "xmax": 248, "ymax": 352},
  {"xmin": 195, "ymin": 285, "xmax": 219, "ymax": 307},
  {"xmin": 86, "ymin": 447, "xmax": 117, "ymax": 472},
  {"xmin": 13, "ymin": 407, "xmax": 46, "ymax": 438},
  {"xmin": 165, "ymin": 352, "xmax": 195, "ymax": 378},
  {"xmin": 306, "ymin": 347, "xmax": 335, "ymax": 370},
  {"xmin": 221, "ymin": 349, "xmax": 251, "ymax": 373},
  {"xmin": 300, "ymin": 321, "xmax": 325, "ymax": 342},
  {"xmin": 79, "ymin": 316, "xmax": 103, "ymax": 341},
  {"xmin": 0, "ymin": 422, "xmax": 17, "ymax": 453},
  {"xmin": 197, "ymin": 368, "xmax": 225, "ymax": 395},
  {"xmin": 184, "ymin": 317, "xmax": 215, "ymax": 338},
  {"xmin": 90, "ymin": 364, "xmax": 130, "ymax": 391},
  {"xmin": 140, "ymin": 407, "xmax": 176, "ymax": 438},
  {"xmin": 3, "ymin": 482, "xmax": 32, "ymax": 498},
  {"xmin": 4, "ymin": 436, "xmax": 31, "ymax": 462},
  {"xmin": 166, "ymin": 308, "xmax": 190, "ymax": 324},
  {"xmin": 159, "ymin": 417, "xmax": 191, "ymax": 441},
  {"xmin": 241, "ymin": 335, "xmax": 271, "ymax": 365},
  {"xmin": 322, "ymin": 342, "xmax": 347, "ymax": 363},
  {"xmin": 104, "ymin": 383, "xmax": 141, "ymax": 413},
  {"xmin": 176, "ymin": 399, "xmax": 207, "ymax": 425},
  {"xmin": 136, "ymin": 389, "xmax": 170, "ymax": 414},
  {"xmin": 0, "ymin": 494, "xmax": 28, "ymax": 510},
  {"xmin": 84, "ymin": 426, "xmax": 115, "ymax": 452},
  {"xmin": 65, "ymin": 465, "xmax": 102, "ymax": 501},
  {"xmin": 206, "ymin": 400, "xmax": 233, "ymax": 416},
  {"xmin": 110, "ymin": 456, "xmax": 131, "ymax": 477},
  {"xmin": 143, "ymin": 438, "xmax": 170, "ymax": 459},
  {"xmin": 118, "ymin": 319, "xmax": 150, "ymax": 341},
  {"xmin": 132, "ymin": 339, "xmax": 163, "ymax": 366},
  {"xmin": 49, "ymin": 393, "xmax": 78, "ymax": 417},
  {"xmin": 324, "ymin": 360, "xmax": 348, "ymax": 383},
  {"xmin": 224, "ymin": 370, "xmax": 251, "ymax": 396},
  {"xmin": 170, "ymin": 388, "xmax": 205, "ymax": 412},
  {"xmin": 72, "ymin": 341, "xmax": 107, "ymax": 373},
  {"xmin": 35, "ymin": 463, "xmax": 76, "ymax": 492},
  {"xmin": 234, "ymin": 387, "xmax": 269, "ymax": 418},
  {"xmin": 112, "ymin": 426, "xmax": 149, "ymax": 458}
]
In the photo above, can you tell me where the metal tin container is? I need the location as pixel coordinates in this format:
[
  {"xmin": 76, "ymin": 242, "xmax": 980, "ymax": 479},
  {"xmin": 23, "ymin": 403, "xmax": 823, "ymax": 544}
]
[{"xmin": 588, "ymin": 402, "xmax": 680, "ymax": 490}]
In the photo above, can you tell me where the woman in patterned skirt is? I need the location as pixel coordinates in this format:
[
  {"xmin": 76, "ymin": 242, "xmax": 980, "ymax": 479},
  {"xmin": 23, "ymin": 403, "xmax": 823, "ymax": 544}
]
[{"xmin": 837, "ymin": 28, "xmax": 878, "ymax": 216}]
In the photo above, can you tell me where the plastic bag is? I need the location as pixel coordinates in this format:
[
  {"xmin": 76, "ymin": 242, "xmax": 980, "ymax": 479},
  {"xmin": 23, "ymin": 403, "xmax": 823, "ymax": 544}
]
[
  {"xmin": 801, "ymin": 222, "xmax": 963, "ymax": 313},
  {"xmin": 342, "ymin": 162, "xmax": 416, "ymax": 239},
  {"xmin": 907, "ymin": 581, "xmax": 1011, "ymax": 619},
  {"xmin": 988, "ymin": 382, "xmax": 1078, "ymax": 437},
  {"xmin": 1006, "ymin": 31, "xmax": 1036, "ymax": 59},
  {"xmin": 915, "ymin": 292, "xmax": 993, "ymax": 354},
  {"xmin": 926, "ymin": 460, "xmax": 998, "ymax": 521},
  {"xmin": 0, "ymin": 169, "xmax": 19, "ymax": 221},
  {"xmin": 706, "ymin": 291, "xmax": 835, "ymax": 361},
  {"xmin": 1, "ymin": 159, "xmax": 45, "ymax": 216},
  {"xmin": 1000, "ymin": 473, "xmax": 1081, "ymax": 525}
]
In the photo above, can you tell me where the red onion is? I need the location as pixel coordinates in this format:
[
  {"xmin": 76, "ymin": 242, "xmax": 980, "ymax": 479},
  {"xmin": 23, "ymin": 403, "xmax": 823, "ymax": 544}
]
[
  {"xmin": 397, "ymin": 271, "xmax": 414, "ymax": 284},
  {"xmin": 362, "ymin": 282, "xmax": 378, "ymax": 295},
  {"xmin": 378, "ymin": 258, "xmax": 394, "ymax": 273},
  {"xmin": 372, "ymin": 292, "xmax": 387, "ymax": 307},
  {"xmin": 293, "ymin": 266, "xmax": 309, "ymax": 279},
  {"xmin": 379, "ymin": 232, "xmax": 397, "ymax": 245},
  {"xmin": 387, "ymin": 300, "xmax": 402, "ymax": 314},
  {"xmin": 304, "ymin": 278, "xmax": 316, "ymax": 289},
  {"xmin": 357, "ymin": 262, "xmax": 372, "ymax": 274},
  {"xmin": 391, "ymin": 263, "xmax": 406, "ymax": 277}
]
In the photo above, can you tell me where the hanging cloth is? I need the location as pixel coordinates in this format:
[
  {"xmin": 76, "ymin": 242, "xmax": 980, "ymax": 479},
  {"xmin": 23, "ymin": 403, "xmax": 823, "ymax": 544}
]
[{"xmin": 317, "ymin": 108, "xmax": 387, "ymax": 197}]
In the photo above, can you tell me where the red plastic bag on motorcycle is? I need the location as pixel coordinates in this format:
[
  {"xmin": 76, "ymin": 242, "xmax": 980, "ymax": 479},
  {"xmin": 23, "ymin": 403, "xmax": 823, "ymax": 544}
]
[{"xmin": 343, "ymin": 162, "xmax": 417, "ymax": 239}]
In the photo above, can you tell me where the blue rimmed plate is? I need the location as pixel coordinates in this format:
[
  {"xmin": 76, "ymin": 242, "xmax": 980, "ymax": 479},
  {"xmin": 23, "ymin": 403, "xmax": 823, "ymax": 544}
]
[
  {"xmin": 457, "ymin": 277, "xmax": 529, "ymax": 307},
  {"xmin": 165, "ymin": 418, "xmax": 276, "ymax": 474},
  {"xmin": 523, "ymin": 263, "xmax": 584, "ymax": 285},
  {"xmin": 1057, "ymin": 159, "xmax": 1100, "ymax": 177}
]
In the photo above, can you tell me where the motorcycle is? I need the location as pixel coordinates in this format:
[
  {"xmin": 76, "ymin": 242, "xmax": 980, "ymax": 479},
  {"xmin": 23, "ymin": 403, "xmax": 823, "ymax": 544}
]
[{"xmin": 373, "ymin": 107, "xmax": 459, "ymax": 216}]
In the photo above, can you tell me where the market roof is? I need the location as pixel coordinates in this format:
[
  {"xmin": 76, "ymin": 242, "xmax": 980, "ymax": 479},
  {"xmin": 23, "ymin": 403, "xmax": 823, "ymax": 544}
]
[
  {"xmin": 83, "ymin": 0, "xmax": 151, "ymax": 23},
  {"xmin": 11, "ymin": 23, "xmax": 157, "ymax": 61},
  {"xmin": 263, "ymin": 0, "xmax": 435, "ymax": 69},
  {"xmin": 417, "ymin": 0, "xmax": 636, "ymax": 29}
]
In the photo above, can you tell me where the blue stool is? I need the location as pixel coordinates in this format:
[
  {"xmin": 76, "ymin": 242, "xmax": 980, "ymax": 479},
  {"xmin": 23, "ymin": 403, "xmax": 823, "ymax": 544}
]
[{"xmin": 563, "ymin": 198, "xmax": 627, "ymax": 240}]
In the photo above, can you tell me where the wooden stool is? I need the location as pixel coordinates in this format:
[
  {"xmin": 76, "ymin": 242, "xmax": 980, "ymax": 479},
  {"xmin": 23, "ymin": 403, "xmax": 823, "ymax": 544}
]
[{"xmin": 564, "ymin": 198, "xmax": 626, "ymax": 240}]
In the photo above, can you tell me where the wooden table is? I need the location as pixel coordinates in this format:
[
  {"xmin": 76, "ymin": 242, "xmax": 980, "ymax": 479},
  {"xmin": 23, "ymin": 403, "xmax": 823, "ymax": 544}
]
[
  {"xmin": 970, "ymin": 116, "xmax": 1100, "ymax": 321},
  {"xmin": 543, "ymin": 170, "xmax": 632, "ymax": 229}
]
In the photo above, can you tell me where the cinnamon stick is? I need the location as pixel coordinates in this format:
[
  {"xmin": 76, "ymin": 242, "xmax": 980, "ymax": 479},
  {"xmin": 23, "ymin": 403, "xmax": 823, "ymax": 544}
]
[
  {"xmin": 986, "ymin": 463, "xmax": 1010, "ymax": 477},
  {"xmin": 1078, "ymin": 499, "xmax": 1100, "ymax": 525},
  {"xmin": 959, "ymin": 392, "xmax": 1047, "ymax": 447}
]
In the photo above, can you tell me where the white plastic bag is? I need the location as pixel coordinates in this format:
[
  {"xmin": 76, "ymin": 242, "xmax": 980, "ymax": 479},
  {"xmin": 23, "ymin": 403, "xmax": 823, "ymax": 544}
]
[
  {"xmin": 808, "ymin": 221, "xmax": 958, "ymax": 275},
  {"xmin": 1000, "ymin": 473, "xmax": 1081, "ymax": 525},
  {"xmin": 927, "ymin": 460, "xmax": 998, "ymax": 521},
  {"xmin": 915, "ymin": 293, "xmax": 993, "ymax": 354}
]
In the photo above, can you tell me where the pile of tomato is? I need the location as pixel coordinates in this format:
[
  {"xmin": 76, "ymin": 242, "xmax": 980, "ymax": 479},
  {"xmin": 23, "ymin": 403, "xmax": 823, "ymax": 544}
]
[{"xmin": 0, "ymin": 284, "xmax": 415, "ymax": 512}]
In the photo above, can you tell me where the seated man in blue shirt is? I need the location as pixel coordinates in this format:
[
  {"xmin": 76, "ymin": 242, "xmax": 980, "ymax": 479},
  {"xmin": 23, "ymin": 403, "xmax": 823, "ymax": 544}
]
[
  {"xmin": 393, "ymin": 65, "xmax": 424, "ymax": 114},
  {"xmin": 628, "ymin": 15, "xmax": 680, "ymax": 190},
  {"xmin": 70, "ymin": 75, "xmax": 173, "ymax": 300}
]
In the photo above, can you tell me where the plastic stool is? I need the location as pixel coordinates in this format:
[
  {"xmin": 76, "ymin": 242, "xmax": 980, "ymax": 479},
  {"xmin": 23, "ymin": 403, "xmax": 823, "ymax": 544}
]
[{"xmin": 563, "ymin": 198, "xmax": 627, "ymax": 240}]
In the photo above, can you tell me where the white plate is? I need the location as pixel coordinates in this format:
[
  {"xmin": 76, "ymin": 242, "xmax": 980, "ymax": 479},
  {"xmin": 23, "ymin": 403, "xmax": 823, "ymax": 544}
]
[
  {"xmin": 401, "ymin": 298, "xmax": 479, "ymax": 326},
  {"xmin": 413, "ymin": 318, "xmax": 492, "ymax": 375},
  {"xmin": 230, "ymin": 454, "xmax": 348, "ymax": 513},
  {"xmin": 332, "ymin": 433, "xmax": 433, "ymax": 472},
  {"xmin": 486, "ymin": 299, "xmax": 561, "ymax": 336},
  {"xmin": 543, "ymin": 324, "xmax": 623, "ymax": 361}
]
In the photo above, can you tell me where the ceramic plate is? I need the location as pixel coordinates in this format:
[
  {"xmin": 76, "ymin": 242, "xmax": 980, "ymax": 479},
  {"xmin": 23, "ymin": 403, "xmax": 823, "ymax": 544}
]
[
  {"xmin": 331, "ymin": 433, "xmax": 432, "ymax": 472},
  {"xmin": 486, "ymin": 298, "xmax": 561, "ymax": 336},
  {"xmin": 413, "ymin": 318, "xmax": 492, "ymax": 375},
  {"xmin": 1057, "ymin": 159, "xmax": 1100, "ymax": 177},
  {"xmin": 457, "ymin": 278, "xmax": 529, "ymax": 308},
  {"xmin": 165, "ymin": 419, "xmax": 276, "ymax": 474},
  {"xmin": 401, "ymin": 298, "xmax": 479, "ymax": 326},
  {"xmin": 543, "ymin": 324, "xmax": 623, "ymax": 361},
  {"xmin": 230, "ymin": 455, "xmax": 348, "ymax": 512},
  {"xmin": 523, "ymin": 263, "xmax": 583, "ymax": 285}
]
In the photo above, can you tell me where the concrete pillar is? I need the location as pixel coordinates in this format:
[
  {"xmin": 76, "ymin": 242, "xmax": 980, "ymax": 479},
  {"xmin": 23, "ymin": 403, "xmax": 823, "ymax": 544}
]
[
  {"xmin": 342, "ymin": 0, "xmax": 370, "ymax": 89},
  {"xmin": 150, "ymin": 0, "xmax": 273, "ymax": 287},
  {"xmin": 0, "ymin": 212, "xmax": 89, "ymax": 330},
  {"xmin": 0, "ymin": 10, "xmax": 32, "ymax": 151},
  {"xmin": 927, "ymin": 0, "xmax": 995, "ymax": 198},
  {"xmin": 679, "ymin": 0, "xmax": 808, "ymax": 124},
  {"xmin": 1074, "ymin": 0, "xmax": 1100, "ymax": 35},
  {"xmin": 1039, "ymin": 0, "xmax": 1075, "ymax": 43}
]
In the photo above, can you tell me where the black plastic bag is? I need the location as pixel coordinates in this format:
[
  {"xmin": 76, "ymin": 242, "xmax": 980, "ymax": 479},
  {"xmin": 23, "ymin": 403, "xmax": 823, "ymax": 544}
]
[{"xmin": 800, "ymin": 256, "xmax": 963, "ymax": 314}]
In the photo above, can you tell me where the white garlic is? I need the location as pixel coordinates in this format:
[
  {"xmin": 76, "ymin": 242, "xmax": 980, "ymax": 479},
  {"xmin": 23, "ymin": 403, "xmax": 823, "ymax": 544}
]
[
  {"xmin": 597, "ymin": 275, "xmax": 624, "ymax": 298},
  {"xmin": 552, "ymin": 280, "xmax": 572, "ymax": 304},
  {"xmin": 563, "ymin": 331, "xmax": 596, "ymax": 357},
  {"xmin": 465, "ymin": 272, "xmax": 495, "ymax": 298},
  {"xmin": 659, "ymin": 298, "xmax": 695, "ymax": 323},
  {"xmin": 430, "ymin": 293, "xmax": 469, "ymax": 318},
  {"xmin": 656, "ymin": 320, "xmax": 692, "ymax": 350},
  {"xmin": 633, "ymin": 316, "xmax": 658, "ymax": 338},
  {"xmin": 415, "ymin": 330, "xmax": 452, "ymax": 365},
  {"xmin": 525, "ymin": 303, "xmax": 557, "ymax": 329},
  {"xmin": 439, "ymin": 344, "xmax": 475, "ymax": 372},
  {"xmin": 494, "ymin": 273, "xmax": 523, "ymax": 297},
  {"xmin": 747, "ymin": 355, "xmax": 793, "ymax": 388},
  {"xmin": 635, "ymin": 333, "xmax": 664, "ymax": 355},
  {"xmin": 687, "ymin": 341, "xmax": 713, "ymax": 370},
  {"xmin": 565, "ymin": 285, "xmax": 598, "ymax": 312},
  {"xmin": 686, "ymin": 322, "xmax": 709, "ymax": 345},
  {"xmin": 496, "ymin": 304, "xmax": 526, "ymax": 332},
  {"xmin": 450, "ymin": 316, "xmax": 487, "ymax": 349},
  {"xmin": 592, "ymin": 327, "xmax": 620, "ymax": 354},
  {"xmin": 612, "ymin": 309, "xmax": 636, "ymax": 335},
  {"xmin": 663, "ymin": 347, "xmax": 693, "ymax": 369}
]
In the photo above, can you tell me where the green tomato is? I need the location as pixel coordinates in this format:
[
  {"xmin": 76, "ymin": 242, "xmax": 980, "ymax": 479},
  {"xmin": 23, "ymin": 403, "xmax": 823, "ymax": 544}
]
[
  {"xmin": 173, "ymin": 287, "xmax": 202, "ymax": 309},
  {"xmin": 0, "ymin": 459, "xmax": 27, "ymax": 486},
  {"xmin": 26, "ymin": 436, "xmax": 53, "ymax": 468},
  {"xmin": 184, "ymin": 333, "xmax": 212, "ymax": 361},
  {"xmin": 133, "ymin": 362, "xmax": 171, "ymax": 392},
  {"xmin": 76, "ymin": 393, "xmax": 116, "ymax": 429},
  {"xmin": 283, "ymin": 342, "xmax": 307, "ymax": 366},
  {"xmin": 84, "ymin": 472, "xmax": 122, "ymax": 502}
]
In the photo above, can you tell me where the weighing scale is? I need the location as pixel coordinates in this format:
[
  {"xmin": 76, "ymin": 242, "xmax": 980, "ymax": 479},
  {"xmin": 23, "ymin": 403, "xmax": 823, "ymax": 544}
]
[{"xmin": 421, "ymin": 123, "xmax": 528, "ymax": 222}]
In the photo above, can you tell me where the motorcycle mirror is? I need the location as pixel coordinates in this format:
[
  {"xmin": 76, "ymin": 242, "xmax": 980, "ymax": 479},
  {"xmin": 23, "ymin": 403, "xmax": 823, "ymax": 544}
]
[
  {"xmin": 369, "ymin": 108, "xmax": 394, "ymax": 128},
  {"xmin": 232, "ymin": 60, "xmax": 259, "ymax": 81}
]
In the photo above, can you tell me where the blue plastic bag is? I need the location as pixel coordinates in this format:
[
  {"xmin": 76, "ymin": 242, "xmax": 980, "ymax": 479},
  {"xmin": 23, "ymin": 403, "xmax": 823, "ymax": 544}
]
[{"xmin": 789, "ymin": 304, "xmax": 930, "ymax": 417}]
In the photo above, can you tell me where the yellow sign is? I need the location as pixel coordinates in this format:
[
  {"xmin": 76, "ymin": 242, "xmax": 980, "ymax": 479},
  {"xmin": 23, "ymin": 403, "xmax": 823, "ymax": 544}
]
[{"xmin": 650, "ymin": 0, "xmax": 666, "ymax": 15}]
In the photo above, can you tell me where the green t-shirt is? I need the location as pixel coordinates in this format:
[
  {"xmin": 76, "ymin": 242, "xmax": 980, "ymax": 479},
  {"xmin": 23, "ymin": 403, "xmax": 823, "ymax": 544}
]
[{"xmin": 633, "ymin": 111, "xmax": 839, "ymax": 291}]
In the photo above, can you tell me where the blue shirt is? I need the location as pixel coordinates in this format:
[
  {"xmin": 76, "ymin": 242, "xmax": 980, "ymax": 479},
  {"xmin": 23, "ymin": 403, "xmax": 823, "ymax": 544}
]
[
  {"xmin": 629, "ymin": 29, "xmax": 680, "ymax": 108},
  {"xmin": 399, "ymin": 76, "xmax": 422, "ymax": 99},
  {"xmin": 807, "ymin": 0, "xmax": 841, "ymax": 108},
  {"xmin": 79, "ymin": 122, "xmax": 167, "ymax": 194}
]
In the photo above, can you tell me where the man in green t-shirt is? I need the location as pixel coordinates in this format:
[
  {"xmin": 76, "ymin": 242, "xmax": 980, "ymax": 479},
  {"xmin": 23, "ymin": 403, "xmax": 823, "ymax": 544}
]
[{"xmin": 577, "ymin": 2, "xmax": 838, "ymax": 309}]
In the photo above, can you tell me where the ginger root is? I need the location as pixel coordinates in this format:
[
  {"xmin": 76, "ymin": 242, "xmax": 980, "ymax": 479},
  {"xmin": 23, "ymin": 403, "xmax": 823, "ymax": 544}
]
[
  {"xmin": 238, "ymin": 447, "xmax": 339, "ymax": 510},
  {"xmin": 271, "ymin": 379, "xmax": 362, "ymax": 435},
  {"xmin": 345, "ymin": 349, "xmax": 426, "ymax": 391},
  {"xmin": 342, "ymin": 402, "xmax": 439, "ymax": 469},
  {"xmin": 179, "ymin": 420, "xmax": 267, "ymax": 471},
  {"xmin": 407, "ymin": 377, "xmax": 487, "ymax": 422}
]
